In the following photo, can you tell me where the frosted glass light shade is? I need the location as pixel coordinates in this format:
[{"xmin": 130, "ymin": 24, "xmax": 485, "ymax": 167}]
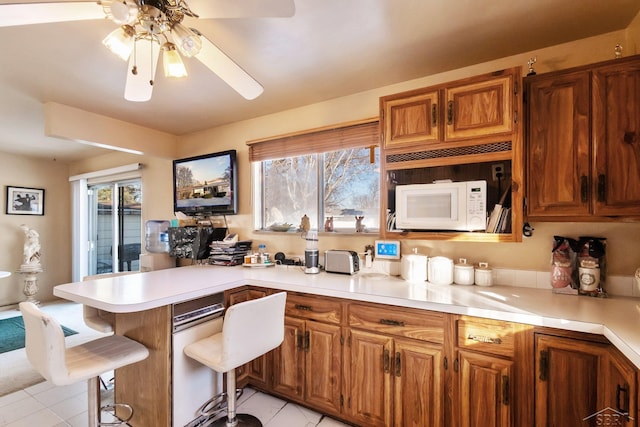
[
  {"xmin": 171, "ymin": 23, "xmax": 202, "ymax": 57},
  {"xmin": 102, "ymin": 0, "xmax": 138, "ymax": 25},
  {"xmin": 102, "ymin": 25, "xmax": 135, "ymax": 61},
  {"xmin": 162, "ymin": 43, "xmax": 187, "ymax": 78}
]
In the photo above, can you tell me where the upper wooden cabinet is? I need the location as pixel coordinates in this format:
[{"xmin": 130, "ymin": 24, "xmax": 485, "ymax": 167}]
[
  {"xmin": 444, "ymin": 72, "xmax": 514, "ymax": 142},
  {"xmin": 379, "ymin": 67, "xmax": 524, "ymax": 242},
  {"xmin": 383, "ymin": 90, "xmax": 440, "ymax": 149},
  {"xmin": 381, "ymin": 68, "xmax": 518, "ymax": 152},
  {"xmin": 525, "ymin": 55, "xmax": 640, "ymax": 219}
]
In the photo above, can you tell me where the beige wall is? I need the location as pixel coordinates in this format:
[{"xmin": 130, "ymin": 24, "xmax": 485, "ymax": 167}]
[
  {"xmin": 2, "ymin": 20, "xmax": 639, "ymax": 308},
  {"xmin": 0, "ymin": 153, "xmax": 70, "ymax": 305}
]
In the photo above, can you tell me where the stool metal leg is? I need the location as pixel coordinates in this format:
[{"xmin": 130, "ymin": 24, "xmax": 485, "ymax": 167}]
[
  {"xmin": 210, "ymin": 370, "xmax": 262, "ymax": 427},
  {"xmin": 88, "ymin": 377, "xmax": 101, "ymax": 427}
]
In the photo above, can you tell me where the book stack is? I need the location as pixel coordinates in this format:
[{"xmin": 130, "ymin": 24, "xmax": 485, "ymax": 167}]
[
  {"xmin": 209, "ymin": 240, "xmax": 253, "ymax": 266},
  {"xmin": 486, "ymin": 184, "xmax": 512, "ymax": 234}
]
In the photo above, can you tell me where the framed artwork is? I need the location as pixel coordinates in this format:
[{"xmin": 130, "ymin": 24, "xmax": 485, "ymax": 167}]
[{"xmin": 6, "ymin": 186, "xmax": 44, "ymax": 215}]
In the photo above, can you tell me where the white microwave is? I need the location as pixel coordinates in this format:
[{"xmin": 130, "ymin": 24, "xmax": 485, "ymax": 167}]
[{"xmin": 394, "ymin": 180, "xmax": 487, "ymax": 231}]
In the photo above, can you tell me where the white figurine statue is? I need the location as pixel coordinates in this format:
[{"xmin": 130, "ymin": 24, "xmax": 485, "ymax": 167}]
[{"xmin": 20, "ymin": 224, "xmax": 41, "ymax": 266}]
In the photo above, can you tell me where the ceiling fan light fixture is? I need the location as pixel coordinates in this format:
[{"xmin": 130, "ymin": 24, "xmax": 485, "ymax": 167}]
[
  {"xmin": 102, "ymin": 0, "xmax": 139, "ymax": 25},
  {"xmin": 102, "ymin": 25, "xmax": 136, "ymax": 61},
  {"xmin": 171, "ymin": 23, "xmax": 202, "ymax": 57},
  {"xmin": 162, "ymin": 43, "xmax": 187, "ymax": 78}
]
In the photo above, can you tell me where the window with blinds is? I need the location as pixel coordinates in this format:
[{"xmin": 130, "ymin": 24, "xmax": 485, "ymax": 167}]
[{"xmin": 248, "ymin": 119, "xmax": 380, "ymax": 232}]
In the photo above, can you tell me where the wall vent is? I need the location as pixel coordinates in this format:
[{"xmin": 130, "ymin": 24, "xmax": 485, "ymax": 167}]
[{"xmin": 386, "ymin": 141, "xmax": 512, "ymax": 164}]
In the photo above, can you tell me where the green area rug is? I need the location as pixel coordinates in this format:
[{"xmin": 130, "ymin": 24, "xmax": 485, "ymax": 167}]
[{"xmin": 0, "ymin": 316, "xmax": 77, "ymax": 354}]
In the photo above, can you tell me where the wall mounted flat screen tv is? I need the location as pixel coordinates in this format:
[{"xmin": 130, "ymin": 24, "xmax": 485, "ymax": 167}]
[{"xmin": 173, "ymin": 150, "xmax": 238, "ymax": 216}]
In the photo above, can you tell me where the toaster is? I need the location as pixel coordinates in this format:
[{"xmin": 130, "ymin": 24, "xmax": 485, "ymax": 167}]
[{"xmin": 324, "ymin": 250, "xmax": 360, "ymax": 274}]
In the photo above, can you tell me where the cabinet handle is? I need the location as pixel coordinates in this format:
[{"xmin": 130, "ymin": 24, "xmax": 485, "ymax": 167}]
[
  {"xmin": 467, "ymin": 334, "xmax": 502, "ymax": 345},
  {"xmin": 447, "ymin": 101, "xmax": 454, "ymax": 125},
  {"xmin": 432, "ymin": 104, "xmax": 438, "ymax": 127},
  {"xmin": 304, "ymin": 331, "xmax": 310, "ymax": 352},
  {"xmin": 379, "ymin": 318, "xmax": 405, "ymax": 327},
  {"xmin": 597, "ymin": 174, "xmax": 606, "ymax": 202},
  {"xmin": 444, "ymin": 356, "xmax": 448, "ymax": 370},
  {"xmin": 624, "ymin": 131, "xmax": 637, "ymax": 145},
  {"xmin": 539, "ymin": 350, "xmax": 548, "ymax": 381},
  {"xmin": 502, "ymin": 375, "xmax": 510, "ymax": 405},
  {"xmin": 297, "ymin": 333, "xmax": 303, "ymax": 350},
  {"xmin": 454, "ymin": 358, "xmax": 459, "ymax": 373},
  {"xmin": 395, "ymin": 352, "xmax": 401, "ymax": 377},
  {"xmin": 616, "ymin": 383, "xmax": 630, "ymax": 415},
  {"xmin": 295, "ymin": 304, "xmax": 312, "ymax": 311},
  {"xmin": 580, "ymin": 175, "xmax": 588, "ymax": 203},
  {"xmin": 383, "ymin": 349, "xmax": 390, "ymax": 373}
]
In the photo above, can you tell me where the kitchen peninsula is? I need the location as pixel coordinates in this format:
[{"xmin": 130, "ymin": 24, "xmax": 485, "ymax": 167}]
[{"xmin": 54, "ymin": 265, "xmax": 640, "ymax": 426}]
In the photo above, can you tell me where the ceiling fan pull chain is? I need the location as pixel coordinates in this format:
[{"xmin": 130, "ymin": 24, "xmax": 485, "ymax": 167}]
[
  {"xmin": 131, "ymin": 38, "xmax": 138, "ymax": 76},
  {"xmin": 149, "ymin": 37, "xmax": 155, "ymax": 86}
]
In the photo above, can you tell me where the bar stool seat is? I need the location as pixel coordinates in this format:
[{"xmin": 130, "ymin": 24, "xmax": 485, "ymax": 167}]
[
  {"xmin": 19, "ymin": 301, "xmax": 149, "ymax": 427},
  {"xmin": 184, "ymin": 292, "xmax": 286, "ymax": 427}
]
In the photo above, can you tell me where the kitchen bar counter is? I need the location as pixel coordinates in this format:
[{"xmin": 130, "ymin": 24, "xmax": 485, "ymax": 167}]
[{"xmin": 54, "ymin": 264, "xmax": 640, "ymax": 368}]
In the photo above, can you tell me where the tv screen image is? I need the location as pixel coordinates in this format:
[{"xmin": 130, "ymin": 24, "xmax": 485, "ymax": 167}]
[{"xmin": 173, "ymin": 150, "xmax": 238, "ymax": 216}]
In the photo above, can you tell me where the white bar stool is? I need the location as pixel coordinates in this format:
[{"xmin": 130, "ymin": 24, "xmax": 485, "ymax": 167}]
[
  {"xmin": 19, "ymin": 301, "xmax": 149, "ymax": 427},
  {"xmin": 184, "ymin": 292, "xmax": 286, "ymax": 427}
]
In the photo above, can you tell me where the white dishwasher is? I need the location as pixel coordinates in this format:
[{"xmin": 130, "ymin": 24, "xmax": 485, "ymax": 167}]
[{"xmin": 172, "ymin": 293, "xmax": 225, "ymax": 427}]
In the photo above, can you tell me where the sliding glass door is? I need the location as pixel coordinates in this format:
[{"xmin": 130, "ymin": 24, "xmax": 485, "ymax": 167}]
[{"xmin": 87, "ymin": 180, "xmax": 141, "ymax": 275}]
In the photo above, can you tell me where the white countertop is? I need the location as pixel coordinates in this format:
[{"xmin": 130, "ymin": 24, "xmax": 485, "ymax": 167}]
[{"xmin": 54, "ymin": 264, "xmax": 640, "ymax": 368}]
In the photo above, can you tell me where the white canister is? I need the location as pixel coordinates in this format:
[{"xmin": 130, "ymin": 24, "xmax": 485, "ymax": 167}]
[
  {"xmin": 400, "ymin": 251, "xmax": 428, "ymax": 283},
  {"xmin": 428, "ymin": 256, "xmax": 454, "ymax": 285},
  {"xmin": 454, "ymin": 258, "xmax": 475, "ymax": 285},
  {"xmin": 475, "ymin": 262, "xmax": 493, "ymax": 286}
]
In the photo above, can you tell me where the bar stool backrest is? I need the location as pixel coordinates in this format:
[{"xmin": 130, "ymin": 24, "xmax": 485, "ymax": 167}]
[
  {"xmin": 220, "ymin": 292, "xmax": 286, "ymax": 369},
  {"xmin": 19, "ymin": 301, "xmax": 69, "ymax": 385}
]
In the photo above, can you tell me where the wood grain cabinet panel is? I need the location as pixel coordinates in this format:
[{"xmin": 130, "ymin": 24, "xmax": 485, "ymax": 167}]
[
  {"xmin": 457, "ymin": 350, "xmax": 513, "ymax": 427},
  {"xmin": 382, "ymin": 90, "xmax": 440, "ymax": 149},
  {"xmin": 526, "ymin": 71, "xmax": 591, "ymax": 217},
  {"xmin": 444, "ymin": 73, "xmax": 514, "ymax": 142},
  {"xmin": 525, "ymin": 54, "xmax": 640, "ymax": 220}
]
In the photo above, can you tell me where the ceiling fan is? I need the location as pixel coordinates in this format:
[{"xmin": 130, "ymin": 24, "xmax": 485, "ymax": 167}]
[{"xmin": 0, "ymin": 0, "xmax": 295, "ymax": 101}]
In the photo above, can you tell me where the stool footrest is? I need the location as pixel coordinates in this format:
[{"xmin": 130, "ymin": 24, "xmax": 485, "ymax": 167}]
[
  {"xmin": 198, "ymin": 388, "xmax": 244, "ymax": 417},
  {"xmin": 98, "ymin": 403, "xmax": 134, "ymax": 426}
]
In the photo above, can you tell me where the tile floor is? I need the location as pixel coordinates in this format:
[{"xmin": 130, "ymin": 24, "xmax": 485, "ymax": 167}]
[
  {"xmin": 0, "ymin": 380, "xmax": 350, "ymax": 426},
  {"xmin": 0, "ymin": 300, "xmax": 351, "ymax": 427}
]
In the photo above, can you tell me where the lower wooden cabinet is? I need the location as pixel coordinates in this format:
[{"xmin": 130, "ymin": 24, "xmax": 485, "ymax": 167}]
[
  {"xmin": 224, "ymin": 288, "xmax": 639, "ymax": 427},
  {"xmin": 456, "ymin": 350, "xmax": 513, "ymax": 427},
  {"xmin": 270, "ymin": 292, "xmax": 343, "ymax": 417},
  {"xmin": 535, "ymin": 333, "xmax": 637, "ymax": 427},
  {"xmin": 345, "ymin": 303, "xmax": 446, "ymax": 427}
]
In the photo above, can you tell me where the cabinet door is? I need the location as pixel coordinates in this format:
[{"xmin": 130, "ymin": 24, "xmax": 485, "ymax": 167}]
[
  {"xmin": 457, "ymin": 350, "xmax": 513, "ymax": 427},
  {"xmin": 346, "ymin": 329, "xmax": 393, "ymax": 427},
  {"xmin": 272, "ymin": 316, "xmax": 305, "ymax": 400},
  {"xmin": 382, "ymin": 90, "xmax": 440, "ymax": 149},
  {"xmin": 535, "ymin": 334, "xmax": 608, "ymax": 427},
  {"xmin": 526, "ymin": 71, "xmax": 591, "ymax": 217},
  {"xmin": 604, "ymin": 348, "xmax": 637, "ymax": 426},
  {"xmin": 304, "ymin": 322, "xmax": 342, "ymax": 415},
  {"xmin": 393, "ymin": 338, "xmax": 444, "ymax": 427},
  {"xmin": 593, "ymin": 60, "xmax": 640, "ymax": 216},
  {"xmin": 444, "ymin": 73, "xmax": 513, "ymax": 141}
]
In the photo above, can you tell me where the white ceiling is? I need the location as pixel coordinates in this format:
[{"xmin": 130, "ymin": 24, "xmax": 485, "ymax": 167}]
[{"xmin": 0, "ymin": 0, "xmax": 638, "ymax": 162}]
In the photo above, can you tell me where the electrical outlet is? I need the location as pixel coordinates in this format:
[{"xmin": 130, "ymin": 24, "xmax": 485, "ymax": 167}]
[{"xmin": 491, "ymin": 163, "xmax": 504, "ymax": 181}]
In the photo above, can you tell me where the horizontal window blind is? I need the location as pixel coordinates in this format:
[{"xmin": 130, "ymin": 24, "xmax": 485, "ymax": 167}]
[{"xmin": 247, "ymin": 119, "xmax": 379, "ymax": 162}]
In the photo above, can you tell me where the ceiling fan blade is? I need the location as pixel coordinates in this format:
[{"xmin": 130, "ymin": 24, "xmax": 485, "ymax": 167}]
[
  {"xmin": 124, "ymin": 38, "xmax": 161, "ymax": 102},
  {"xmin": 196, "ymin": 35, "xmax": 263, "ymax": 100},
  {"xmin": 0, "ymin": 2, "xmax": 104, "ymax": 27},
  {"xmin": 187, "ymin": 0, "xmax": 295, "ymax": 18}
]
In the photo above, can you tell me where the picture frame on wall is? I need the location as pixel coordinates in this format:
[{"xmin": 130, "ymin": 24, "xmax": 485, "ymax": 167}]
[{"xmin": 6, "ymin": 186, "xmax": 44, "ymax": 216}]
